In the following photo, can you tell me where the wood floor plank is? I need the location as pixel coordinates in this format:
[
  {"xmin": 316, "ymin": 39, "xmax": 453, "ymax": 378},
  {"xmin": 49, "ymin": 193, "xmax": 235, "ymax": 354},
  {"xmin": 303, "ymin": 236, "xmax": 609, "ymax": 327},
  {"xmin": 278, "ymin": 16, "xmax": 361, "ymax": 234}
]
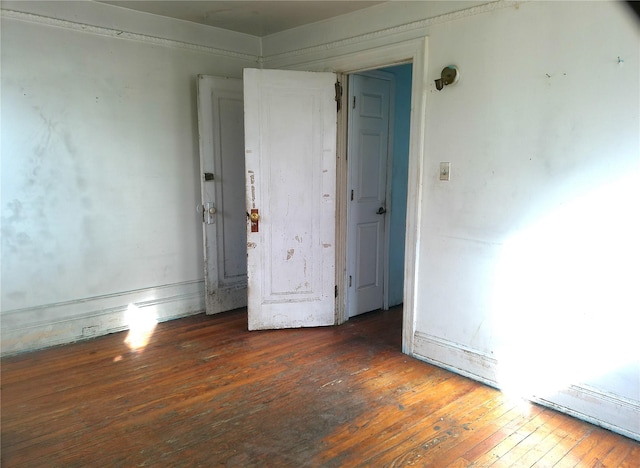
[
  {"xmin": 446, "ymin": 457, "xmax": 472, "ymax": 468},
  {"xmin": 470, "ymin": 409, "xmax": 557, "ymax": 466},
  {"xmin": 619, "ymin": 446, "xmax": 640, "ymax": 467},
  {"xmin": 355, "ymin": 384, "xmax": 508, "ymax": 466},
  {"xmin": 459, "ymin": 404, "xmax": 546, "ymax": 462},
  {"xmin": 494, "ymin": 410, "xmax": 567, "ymax": 466},
  {"xmin": 578, "ymin": 430, "xmax": 633, "ymax": 468},
  {"xmin": 1, "ymin": 306, "xmax": 638, "ymax": 467},
  {"xmin": 402, "ymin": 390, "xmax": 513, "ymax": 463},
  {"xmin": 392, "ymin": 401, "xmax": 542, "ymax": 468},
  {"xmin": 312, "ymin": 376, "xmax": 471, "ymax": 465},
  {"xmin": 556, "ymin": 427, "xmax": 607, "ymax": 467},
  {"xmin": 598, "ymin": 440, "xmax": 633, "ymax": 467},
  {"xmin": 529, "ymin": 415, "xmax": 594, "ymax": 467}
]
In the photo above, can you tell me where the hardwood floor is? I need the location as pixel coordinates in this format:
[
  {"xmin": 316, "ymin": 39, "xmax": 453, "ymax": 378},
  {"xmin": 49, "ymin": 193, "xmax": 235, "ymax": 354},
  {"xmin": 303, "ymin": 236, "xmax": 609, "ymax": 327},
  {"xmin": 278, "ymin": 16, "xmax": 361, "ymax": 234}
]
[{"xmin": 2, "ymin": 307, "xmax": 638, "ymax": 467}]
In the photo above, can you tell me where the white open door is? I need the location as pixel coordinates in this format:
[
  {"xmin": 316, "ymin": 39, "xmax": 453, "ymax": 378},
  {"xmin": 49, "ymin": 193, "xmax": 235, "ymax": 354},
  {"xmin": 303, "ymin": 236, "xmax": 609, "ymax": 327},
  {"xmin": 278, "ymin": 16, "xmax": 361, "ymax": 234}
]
[
  {"xmin": 346, "ymin": 72, "xmax": 392, "ymax": 317},
  {"xmin": 197, "ymin": 76, "xmax": 247, "ymax": 315},
  {"xmin": 243, "ymin": 68, "xmax": 337, "ymax": 330}
]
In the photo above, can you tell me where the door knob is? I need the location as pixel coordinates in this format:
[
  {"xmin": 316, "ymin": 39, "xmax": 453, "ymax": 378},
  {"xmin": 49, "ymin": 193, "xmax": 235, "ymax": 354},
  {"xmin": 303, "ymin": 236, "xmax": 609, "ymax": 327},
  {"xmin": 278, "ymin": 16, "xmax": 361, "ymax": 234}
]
[
  {"xmin": 209, "ymin": 207, "xmax": 217, "ymax": 215},
  {"xmin": 376, "ymin": 207, "xmax": 386, "ymax": 215},
  {"xmin": 250, "ymin": 212, "xmax": 260, "ymax": 222}
]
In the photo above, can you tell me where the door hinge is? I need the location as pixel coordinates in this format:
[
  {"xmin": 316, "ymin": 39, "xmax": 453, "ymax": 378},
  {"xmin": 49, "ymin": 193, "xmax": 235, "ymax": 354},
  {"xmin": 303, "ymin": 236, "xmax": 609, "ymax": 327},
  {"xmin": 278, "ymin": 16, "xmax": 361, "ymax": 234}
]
[
  {"xmin": 352, "ymin": 96, "xmax": 356, "ymax": 109},
  {"xmin": 335, "ymin": 285, "xmax": 338, "ymax": 298},
  {"xmin": 335, "ymin": 81, "xmax": 343, "ymax": 112},
  {"xmin": 350, "ymin": 189, "xmax": 354, "ymax": 201},
  {"xmin": 349, "ymin": 275, "xmax": 352, "ymax": 287}
]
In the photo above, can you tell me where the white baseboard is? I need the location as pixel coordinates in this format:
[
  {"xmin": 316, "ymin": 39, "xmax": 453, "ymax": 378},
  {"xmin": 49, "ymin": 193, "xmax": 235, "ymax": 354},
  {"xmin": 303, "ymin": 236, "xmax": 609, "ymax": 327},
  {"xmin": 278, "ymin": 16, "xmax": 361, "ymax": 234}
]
[
  {"xmin": 532, "ymin": 384, "xmax": 640, "ymax": 442},
  {"xmin": 412, "ymin": 331, "xmax": 640, "ymax": 442},
  {"xmin": 413, "ymin": 331, "xmax": 500, "ymax": 386},
  {"xmin": 1, "ymin": 280, "xmax": 205, "ymax": 356}
]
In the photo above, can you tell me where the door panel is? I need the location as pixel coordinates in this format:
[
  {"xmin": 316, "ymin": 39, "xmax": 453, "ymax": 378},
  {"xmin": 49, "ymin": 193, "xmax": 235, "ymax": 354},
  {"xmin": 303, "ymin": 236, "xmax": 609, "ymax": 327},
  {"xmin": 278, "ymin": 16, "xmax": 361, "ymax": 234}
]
[
  {"xmin": 357, "ymin": 223, "xmax": 380, "ymax": 289},
  {"xmin": 217, "ymin": 97, "xmax": 248, "ymax": 282},
  {"xmin": 244, "ymin": 69, "xmax": 337, "ymax": 330},
  {"xmin": 197, "ymin": 76, "xmax": 247, "ymax": 314},
  {"xmin": 358, "ymin": 132, "xmax": 386, "ymax": 200},
  {"xmin": 347, "ymin": 72, "xmax": 392, "ymax": 317}
]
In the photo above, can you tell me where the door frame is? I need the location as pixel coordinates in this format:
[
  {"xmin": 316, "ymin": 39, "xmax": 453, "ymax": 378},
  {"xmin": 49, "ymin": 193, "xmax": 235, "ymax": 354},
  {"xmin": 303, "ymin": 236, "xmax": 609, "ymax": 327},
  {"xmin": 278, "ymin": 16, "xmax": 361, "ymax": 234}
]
[
  {"xmin": 310, "ymin": 37, "xmax": 429, "ymax": 356},
  {"xmin": 346, "ymin": 69, "xmax": 396, "ymax": 317}
]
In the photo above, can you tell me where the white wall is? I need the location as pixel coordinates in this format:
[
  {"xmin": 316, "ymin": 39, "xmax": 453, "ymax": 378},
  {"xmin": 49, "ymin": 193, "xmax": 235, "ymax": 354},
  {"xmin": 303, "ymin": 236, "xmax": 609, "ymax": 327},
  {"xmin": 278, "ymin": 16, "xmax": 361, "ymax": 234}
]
[
  {"xmin": 415, "ymin": 0, "xmax": 639, "ymax": 440},
  {"xmin": 1, "ymin": 2, "xmax": 259, "ymax": 353},
  {"xmin": 263, "ymin": 0, "xmax": 640, "ymax": 440}
]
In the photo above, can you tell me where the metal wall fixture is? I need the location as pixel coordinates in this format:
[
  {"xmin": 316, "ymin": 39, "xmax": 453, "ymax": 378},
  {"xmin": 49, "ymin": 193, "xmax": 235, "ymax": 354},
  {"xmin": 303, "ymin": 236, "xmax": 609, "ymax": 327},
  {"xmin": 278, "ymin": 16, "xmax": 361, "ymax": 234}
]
[{"xmin": 435, "ymin": 65, "xmax": 460, "ymax": 91}]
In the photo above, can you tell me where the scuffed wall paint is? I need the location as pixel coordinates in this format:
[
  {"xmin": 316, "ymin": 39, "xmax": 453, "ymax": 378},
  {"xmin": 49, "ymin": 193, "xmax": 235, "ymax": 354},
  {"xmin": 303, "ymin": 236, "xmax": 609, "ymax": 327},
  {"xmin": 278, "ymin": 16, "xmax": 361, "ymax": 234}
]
[{"xmin": 1, "ymin": 2, "xmax": 259, "ymax": 353}]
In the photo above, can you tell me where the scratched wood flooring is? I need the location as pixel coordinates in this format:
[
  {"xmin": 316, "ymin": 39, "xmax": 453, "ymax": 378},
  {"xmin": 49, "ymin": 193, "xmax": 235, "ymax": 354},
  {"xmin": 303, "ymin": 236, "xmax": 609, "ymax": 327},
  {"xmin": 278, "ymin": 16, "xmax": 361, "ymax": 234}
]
[{"xmin": 2, "ymin": 307, "xmax": 639, "ymax": 467}]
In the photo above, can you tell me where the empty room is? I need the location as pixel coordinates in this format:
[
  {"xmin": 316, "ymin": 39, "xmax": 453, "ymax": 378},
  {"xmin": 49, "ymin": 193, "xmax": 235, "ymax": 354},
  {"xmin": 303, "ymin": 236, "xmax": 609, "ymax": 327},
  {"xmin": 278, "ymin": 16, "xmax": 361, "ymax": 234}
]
[{"xmin": 2, "ymin": 1, "xmax": 639, "ymax": 466}]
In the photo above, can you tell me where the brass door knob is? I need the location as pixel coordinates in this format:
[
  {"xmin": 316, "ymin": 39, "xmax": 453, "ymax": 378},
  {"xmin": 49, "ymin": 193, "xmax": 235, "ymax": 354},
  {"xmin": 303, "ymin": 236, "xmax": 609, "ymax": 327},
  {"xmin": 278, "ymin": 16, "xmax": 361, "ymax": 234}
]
[{"xmin": 250, "ymin": 212, "xmax": 260, "ymax": 222}]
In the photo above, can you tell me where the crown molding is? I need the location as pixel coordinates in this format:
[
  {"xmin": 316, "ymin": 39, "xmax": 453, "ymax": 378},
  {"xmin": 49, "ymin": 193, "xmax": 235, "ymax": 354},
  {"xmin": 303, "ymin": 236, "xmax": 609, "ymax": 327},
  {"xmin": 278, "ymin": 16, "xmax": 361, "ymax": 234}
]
[
  {"xmin": 263, "ymin": 1, "xmax": 518, "ymax": 64},
  {"xmin": 2, "ymin": 1, "xmax": 519, "ymax": 66},
  {"xmin": 0, "ymin": 9, "xmax": 259, "ymax": 63}
]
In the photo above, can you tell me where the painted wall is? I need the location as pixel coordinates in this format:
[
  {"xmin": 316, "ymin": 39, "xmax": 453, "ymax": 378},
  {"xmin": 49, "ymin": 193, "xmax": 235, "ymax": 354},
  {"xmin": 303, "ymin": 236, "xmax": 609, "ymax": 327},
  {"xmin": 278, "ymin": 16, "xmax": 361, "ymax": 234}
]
[
  {"xmin": 380, "ymin": 64, "xmax": 412, "ymax": 308},
  {"xmin": 262, "ymin": 0, "xmax": 640, "ymax": 440},
  {"xmin": 1, "ymin": 2, "xmax": 259, "ymax": 353},
  {"xmin": 414, "ymin": 0, "xmax": 639, "ymax": 439}
]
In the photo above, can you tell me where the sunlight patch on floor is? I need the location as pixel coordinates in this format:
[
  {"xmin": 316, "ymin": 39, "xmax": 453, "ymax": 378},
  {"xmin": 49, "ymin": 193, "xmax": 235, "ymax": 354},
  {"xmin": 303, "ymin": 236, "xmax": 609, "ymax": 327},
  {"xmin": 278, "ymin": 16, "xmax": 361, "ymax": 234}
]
[{"xmin": 123, "ymin": 303, "xmax": 158, "ymax": 352}]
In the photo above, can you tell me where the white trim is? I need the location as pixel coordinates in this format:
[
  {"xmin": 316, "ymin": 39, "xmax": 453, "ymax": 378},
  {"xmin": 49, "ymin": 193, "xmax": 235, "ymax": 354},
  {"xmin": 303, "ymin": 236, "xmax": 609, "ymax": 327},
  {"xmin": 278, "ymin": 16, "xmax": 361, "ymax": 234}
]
[
  {"xmin": 1, "ymin": 281, "xmax": 205, "ymax": 356},
  {"xmin": 413, "ymin": 332, "xmax": 640, "ymax": 442},
  {"xmin": 533, "ymin": 386, "xmax": 640, "ymax": 442},
  {"xmin": 413, "ymin": 331, "xmax": 499, "ymax": 385},
  {"xmin": 262, "ymin": 1, "xmax": 513, "ymax": 68},
  {"xmin": 265, "ymin": 38, "xmax": 421, "ymax": 73},
  {"xmin": 402, "ymin": 38, "xmax": 429, "ymax": 356},
  {"xmin": 383, "ymin": 71, "xmax": 396, "ymax": 312},
  {"xmin": 0, "ymin": 9, "xmax": 259, "ymax": 63}
]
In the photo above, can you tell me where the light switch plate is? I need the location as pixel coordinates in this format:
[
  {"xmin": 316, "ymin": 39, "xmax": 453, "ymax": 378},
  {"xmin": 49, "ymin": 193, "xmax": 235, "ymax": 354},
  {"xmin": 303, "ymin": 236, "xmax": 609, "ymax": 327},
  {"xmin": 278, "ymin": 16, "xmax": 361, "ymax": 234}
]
[{"xmin": 439, "ymin": 162, "xmax": 451, "ymax": 181}]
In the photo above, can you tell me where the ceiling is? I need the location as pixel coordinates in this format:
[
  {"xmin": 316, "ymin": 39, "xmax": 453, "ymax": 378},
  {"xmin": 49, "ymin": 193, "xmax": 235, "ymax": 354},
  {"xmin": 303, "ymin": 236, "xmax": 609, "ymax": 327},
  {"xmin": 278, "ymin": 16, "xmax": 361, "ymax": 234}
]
[{"xmin": 100, "ymin": 1, "xmax": 386, "ymax": 37}]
